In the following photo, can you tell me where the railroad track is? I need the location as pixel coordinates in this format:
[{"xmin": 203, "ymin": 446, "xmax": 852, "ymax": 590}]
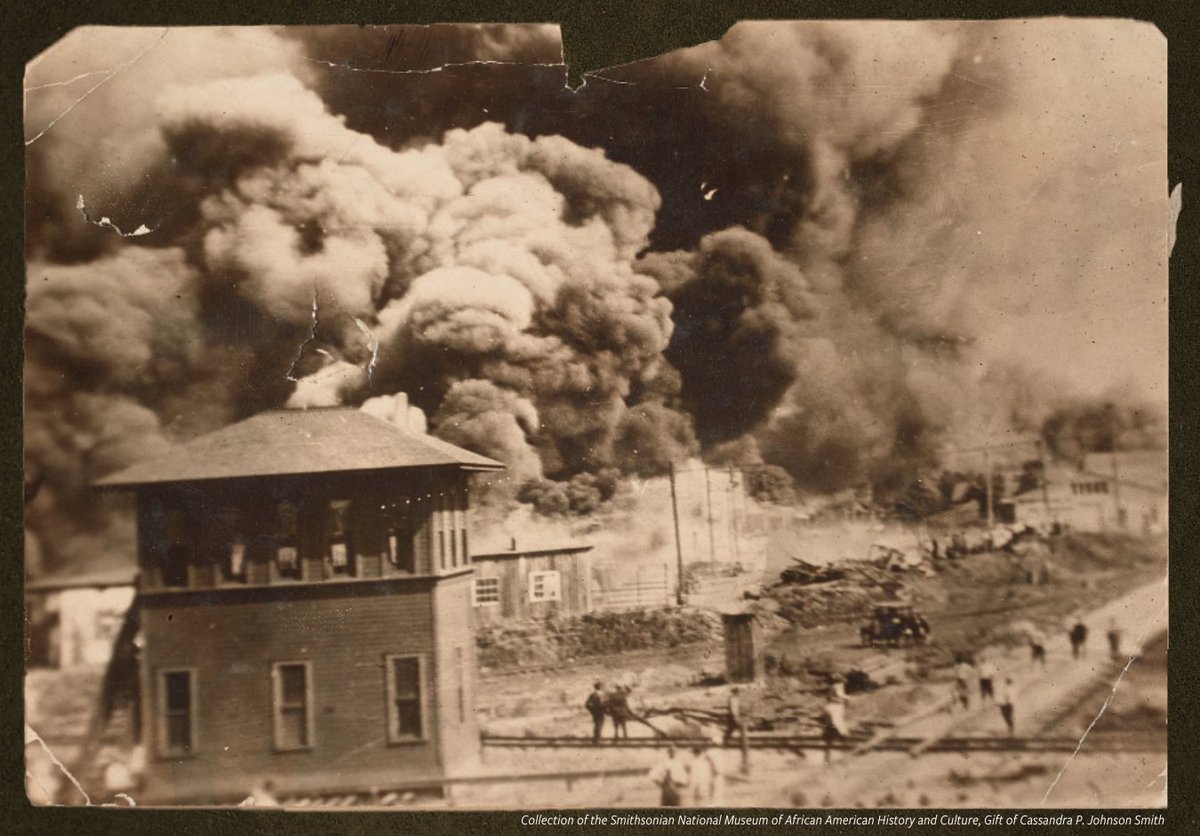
[{"xmin": 481, "ymin": 732, "xmax": 1164, "ymax": 755}]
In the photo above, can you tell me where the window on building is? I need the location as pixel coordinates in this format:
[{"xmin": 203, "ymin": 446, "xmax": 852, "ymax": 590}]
[
  {"xmin": 385, "ymin": 655, "xmax": 424, "ymax": 742},
  {"xmin": 328, "ymin": 499, "xmax": 353, "ymax": 574},
  {"xmin": 162, "ymin": 510, "xmax": 190, "ymax": 588},
  {"xmin": 225, "ymin": 541, "xmax": 247, "ymax": 581},
  {"xmin": 157, "ymin": 669, "xmax": 196, "ymax": 756},
  {"xmin": 274, "ymin": 501, "xmax": 301, "ymax": 579},
  {"xmin": 528, "ymin": 570, "xmax": 561, "ymax": 602},
  {"xmin": 384, "ymin": 500, "xmax": 415, "ymax": 574},
  {"xmin": 272, "ymin": 662, "xmax": 313, "ymax": 750},
  {"xmin": 473, "ymin": 577, "xmax": 500, "ymax": 606}
]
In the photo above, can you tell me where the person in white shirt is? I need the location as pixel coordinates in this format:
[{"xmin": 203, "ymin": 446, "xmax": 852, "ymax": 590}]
[
  {"xmin": 689, "ymin": 744, "xmax": 718, "ymax": 806},
  {"xmin": 649, "ymin": 745, "xmax": 689, "ymax": 807}
]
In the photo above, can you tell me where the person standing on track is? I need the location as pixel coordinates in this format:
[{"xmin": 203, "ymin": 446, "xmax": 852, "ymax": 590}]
[
  {"xmin": 608, "ymin": 685, "xmax": 631, "ymax": 740},
  {"xmin": 997, "ymin": 676, "xmax": 1016, "ymax": 736},
  {"xmin": 586, "ymin": 681, "xmax": 607, "ymax": 744}
]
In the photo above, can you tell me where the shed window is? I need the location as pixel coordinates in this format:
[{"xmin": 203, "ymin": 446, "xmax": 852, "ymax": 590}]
[
  {"xmin": 157, "ymin": 668, "xmax": 196, "ymax": 756},
  {"xmin": 529, "ymin": 570, "xmax": 561, "ymax": 602},
  {"xmin": 272, "ymin": 662, "xmax": 314, "ymax": 751},
  {"xmin": 385, "ymin": 655, "xmax": 424, "ymax": 742},
  {"xmin": 473, "ymin": 577, "xmax": 500, "ymax": 605}
]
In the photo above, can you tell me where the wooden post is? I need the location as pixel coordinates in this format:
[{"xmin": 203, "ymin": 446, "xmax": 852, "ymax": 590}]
[
  {"xmin": 1035, "ymin": 439, "xmax": 1052, "ymax": 522},
  {"xmin": 984, "ymin": 447, "xmax": 994, "ymax": 529},
  {"xmin": 705, "ymin": 466, "xmax": 717, "ymax": 564},
  {"xmin": 669, "ymin": 463, "xmax": 685, "ymax": 605}
]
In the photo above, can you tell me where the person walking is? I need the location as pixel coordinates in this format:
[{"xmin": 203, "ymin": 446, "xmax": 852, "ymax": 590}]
[
  {"xmin": 585, "ymin": 681, "xmax": 607, "ymax": 744},
  {"xmin": 1106, "ymin": 619, "xmax": 1123, "ymax": 661},
  {"xmin": 997, "ymin": 676, "xmax": 1016, "ymax": 736},
  {"xmin": 1029, "ymin": 629, "xmax": 1047, "ymax": 668},
  {"xmin": 649, "ymin": 745, "xmax": 689, "ymax": 807},
  {"xmin": 977, "ymin": 657, "xmax": 997, "ymax": 706},
  {"xmin": 1069, "ymin": 618, "xmax": 1089, "ymax": 660},
  {"xmin": 953, "ymin": 657, "xmax": 974, "ymax": 711},
  {"xmin": 820, "ymin": 696, "xmax": 848, "ymax": 765},
  {"xmin": 723, "ymin": 687, "xmax": 744, "ymax": 744}
]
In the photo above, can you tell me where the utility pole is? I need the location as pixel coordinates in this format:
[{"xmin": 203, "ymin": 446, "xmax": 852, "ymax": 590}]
[
  {"xmin": 984, "ymin": 447, "xmax": 994, "ymax": 529},
  {"xmin": 1035, "ymin": 439, "xmax": 1052, "ymax": 520},
  {"xmin": 669, "ymin": 463, "xmax": 686, "ymax": 605},
  {"xmin": 704, "ymin": 466, "xmax": 717, "ymax": 564},
  {"xmin": 729, "ymin": 467, "xmax": 742, "ymax": 566}
]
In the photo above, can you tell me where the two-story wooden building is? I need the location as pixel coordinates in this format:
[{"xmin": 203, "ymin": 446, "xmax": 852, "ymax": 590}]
[{"xmin": 95, "ymin": 407, "xmax": 503, "ymax": 803}]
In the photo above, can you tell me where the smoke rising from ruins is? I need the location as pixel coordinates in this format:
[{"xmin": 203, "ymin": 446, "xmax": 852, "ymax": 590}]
[{"xmin": 24, "ymin": 22, "xmax": 1166, "ymax": 575}]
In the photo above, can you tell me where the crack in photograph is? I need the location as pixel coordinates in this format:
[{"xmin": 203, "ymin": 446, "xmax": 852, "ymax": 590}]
[{"xmin": 22, "ymin": 19, "xmax": 1167, "ymax": 810}]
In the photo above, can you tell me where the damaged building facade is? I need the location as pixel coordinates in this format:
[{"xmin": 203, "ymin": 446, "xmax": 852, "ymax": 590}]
[{"xmin": 95, "ymin": 408, "xmax": 504, "ymax": 803}]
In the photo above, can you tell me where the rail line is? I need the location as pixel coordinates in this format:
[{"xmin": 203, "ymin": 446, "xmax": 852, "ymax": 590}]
[{"xmin": 480, "ymin": 732, "xmax": 1164, "ymax": 755}]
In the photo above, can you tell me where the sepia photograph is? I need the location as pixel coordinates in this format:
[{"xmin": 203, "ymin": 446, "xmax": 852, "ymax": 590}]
[{"xmin": 22, "ymin": 19, "xmax": 1167, "ymax": 812}]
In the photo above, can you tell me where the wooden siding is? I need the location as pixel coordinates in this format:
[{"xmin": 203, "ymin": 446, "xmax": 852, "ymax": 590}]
[
  {"xmin": 137, "ymin": 575, "xmax": 473, "ymax": 803},
  {"xmin": 471, "ymin": 550, "xmax": 592, "ymax": 624}
]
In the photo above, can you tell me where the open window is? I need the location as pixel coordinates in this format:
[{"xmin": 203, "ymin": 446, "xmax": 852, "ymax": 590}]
[
  {"xmin": 327, "ymin": 499, "xmax": 353, "ymax": 575},
  {"xmin": 384, "ymin": 655, "xmax": 425, "ymax": 743},
  {"xmin": 384, "ymin": 499, "xmax": 415, "ymax": 574},
  {"xmin": 274, "ymin": 501, "xmax": 300, "ymax": 579},
  {"xmin": 272, "ymin": 661, "xmax": 314, "ymax": 751},
  {"xmin": 156, "ymin": 668, "xmax": 197, "ymax": 757}
]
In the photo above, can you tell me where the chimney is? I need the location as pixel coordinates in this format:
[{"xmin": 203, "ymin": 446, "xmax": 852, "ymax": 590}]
[{"xmin": 392, "ymin": 392, "xmax": 409, "ymax": 431}]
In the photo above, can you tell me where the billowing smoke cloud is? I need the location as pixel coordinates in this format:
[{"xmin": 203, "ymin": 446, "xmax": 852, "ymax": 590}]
[{"xmin": 24, "ymin": 21, "xmax": 1166, "ymax": 576}]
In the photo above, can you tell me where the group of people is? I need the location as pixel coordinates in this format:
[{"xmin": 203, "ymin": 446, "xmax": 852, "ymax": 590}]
[
  {"xmin": 1033, "ymin": 616, "xmax": 1123, "ymax": 666},
  {"xmin": 952, "ymin": 654, "xmax": 1018, "ymax": 735},
  {"xmin": 585, "ymin": 681, "xmax": 637, "ymax": 743},
  {"xmin": 649, "ymin": 743, "xmax": 724, "ymax": 807}
]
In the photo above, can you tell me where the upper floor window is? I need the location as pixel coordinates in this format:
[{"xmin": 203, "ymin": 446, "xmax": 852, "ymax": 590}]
[
  {"xmin": 529, "ymin": 570, "xmax": 561, "ymax": 603},
  {"xmin": 162, "ymin": 510, "xmax": 189, "ymax": 588},
  {"xmin": 383, "ymin": 500, "xmax": 414, "ymax": 574},
  {"xmin": 328, "ymin": 499, "xmax": 353, "ymax": 574},
  {"xmin": 274, "ymin": 501, "xmax": 300, "ymax": 579}
]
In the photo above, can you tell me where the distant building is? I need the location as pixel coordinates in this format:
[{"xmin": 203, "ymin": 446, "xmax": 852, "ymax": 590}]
[
  {"xmin": 1011, "ymin": 450, "xmax": 1166, "ymax": 534},
  {"xmin": 470, "ymin": 542, "xmax": 594, "ymax": 624},
  {"xmin": 95, "ymin": 408, "xmax": 504, "ymax": 803},
  {"xmin": 25, "ymin": 567, "xmax": 137, "ymax": 669}
]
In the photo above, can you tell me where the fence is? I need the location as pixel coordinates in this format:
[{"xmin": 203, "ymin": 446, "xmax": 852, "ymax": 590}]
[{"xmin": 594, "ymin": 565, "xmax": 673, "ymax": 611}]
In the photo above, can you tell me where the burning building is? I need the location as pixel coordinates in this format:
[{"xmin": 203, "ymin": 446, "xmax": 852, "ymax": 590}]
[{"xmin": 94, "ymin": 407, "xmax": 503, "ymax": 803}]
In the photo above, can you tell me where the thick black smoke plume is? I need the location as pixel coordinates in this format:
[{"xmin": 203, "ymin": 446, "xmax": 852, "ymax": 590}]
[{"xmin": 24, "ymin": 21, "xmax": 1166, "ymax": 575}]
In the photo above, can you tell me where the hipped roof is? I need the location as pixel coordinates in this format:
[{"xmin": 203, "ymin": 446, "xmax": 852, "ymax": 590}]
[{"xmin": 95, "ymin": 408, "xmax": 504, "ymax": 488}]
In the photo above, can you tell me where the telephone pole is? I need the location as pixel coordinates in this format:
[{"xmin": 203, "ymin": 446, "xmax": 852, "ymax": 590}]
[
  {"xmin": 704, "ymin": 466, "xmax": 717, "ymax": 564},
  {"xmin": 669, "ymin": 463, "xmax": 686, "ymax": 605}
]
